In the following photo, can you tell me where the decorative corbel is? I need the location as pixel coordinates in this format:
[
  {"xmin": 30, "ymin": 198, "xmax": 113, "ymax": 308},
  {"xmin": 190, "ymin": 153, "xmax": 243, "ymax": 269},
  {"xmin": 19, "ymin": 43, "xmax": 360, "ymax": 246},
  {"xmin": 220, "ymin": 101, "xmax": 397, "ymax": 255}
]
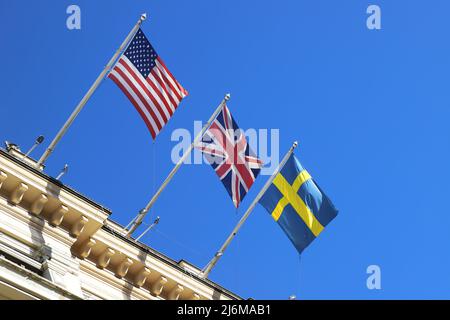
[
  {"xmin": 79, "ymin": 238, "xmax": 96, "ymax": 259},
  {"xmin": 116, "ymin": 258, "xmax": 133, "ymax": 278},
  {"xmin": 10, "ymin": 182, "xmax": 28, "ymax": 205},
  {"xmin": 0, "ymin": 171, "xmax": 7, "ymax": 189},
  {"xmin": 70, "ymin": 216, "xmax": 88, "ymax": 237},
  {"xmin": 30, "ymin": 194, "xmax": 48, "ymax": 216},
  {"xmin": 49, "ymin": 204, "xmax": 68, "ymax": 226},
  {"xmin": 191, "ymin": 293, "xmax": 201, "ymax": 300},
  {"xmin": 169, "ymin": 284, "xmax": 184, "ymax": 300},
  {"xmin": 97, "ymin": 248, "xmax": 115, "ymax": 269},
  {"xmin": 134, "ymin": 267, "xmax": 151, "ymax": 287},
  {"xmin": 151, "ymin": 276, "xmax": 168, "ymax": 297}
]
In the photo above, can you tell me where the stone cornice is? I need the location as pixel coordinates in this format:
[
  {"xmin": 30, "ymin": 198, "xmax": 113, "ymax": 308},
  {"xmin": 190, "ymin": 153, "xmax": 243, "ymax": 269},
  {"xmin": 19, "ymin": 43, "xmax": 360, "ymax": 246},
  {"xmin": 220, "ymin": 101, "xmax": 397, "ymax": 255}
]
[
  {"xmin": 0, "ymin": 150, "xmax": 111, "ymax": 214},
  {"xmin": 0, "ymin": 148, "xmax": 241, "ymax": 300}
]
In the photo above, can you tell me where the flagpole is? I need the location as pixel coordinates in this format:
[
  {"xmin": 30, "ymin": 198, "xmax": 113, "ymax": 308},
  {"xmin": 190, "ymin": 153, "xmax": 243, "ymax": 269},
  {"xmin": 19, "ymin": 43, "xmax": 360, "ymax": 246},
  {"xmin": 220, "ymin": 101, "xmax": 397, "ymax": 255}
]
[
  {"xmin": 200, "ymin": 141, "xmax": 298, "ymax": 279},
  {"xmin": 36, "ymin": 13, "xmax": 148, "ymax": 168},
  {"xmin": 125, "ymin": 93, "xmax": 231, "ymax": 237}
]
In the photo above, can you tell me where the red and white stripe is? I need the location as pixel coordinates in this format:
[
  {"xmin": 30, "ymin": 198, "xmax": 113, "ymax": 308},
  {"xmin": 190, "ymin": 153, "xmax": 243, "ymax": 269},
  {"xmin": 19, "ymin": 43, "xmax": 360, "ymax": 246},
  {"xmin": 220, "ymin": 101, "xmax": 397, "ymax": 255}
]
[{"xmin": 108, "ymin": 56, "xmax": 187, "ymax": 139}]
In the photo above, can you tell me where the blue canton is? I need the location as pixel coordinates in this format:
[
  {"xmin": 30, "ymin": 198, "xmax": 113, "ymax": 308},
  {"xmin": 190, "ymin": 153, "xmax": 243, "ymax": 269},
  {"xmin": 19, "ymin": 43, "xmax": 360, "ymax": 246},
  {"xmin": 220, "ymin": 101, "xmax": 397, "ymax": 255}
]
[{"xmin": 124, "ymin": 28, "xmax": 158, "ymax": 78}]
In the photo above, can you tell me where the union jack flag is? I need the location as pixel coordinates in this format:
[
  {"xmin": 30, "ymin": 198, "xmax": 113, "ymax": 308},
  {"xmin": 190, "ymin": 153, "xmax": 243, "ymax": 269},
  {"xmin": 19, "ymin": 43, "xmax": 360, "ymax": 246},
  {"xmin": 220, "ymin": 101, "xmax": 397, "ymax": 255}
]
[{"xmin": 196, "ymin": 105, "xmax": 263, "ymax": 208}]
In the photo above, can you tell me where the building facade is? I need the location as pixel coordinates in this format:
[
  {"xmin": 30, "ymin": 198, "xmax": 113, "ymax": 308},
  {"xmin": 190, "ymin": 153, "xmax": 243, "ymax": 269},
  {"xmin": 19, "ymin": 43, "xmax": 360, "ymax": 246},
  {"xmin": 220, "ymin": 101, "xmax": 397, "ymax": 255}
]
[{"xmin": 0, "ymin": 143, "xmax": 240, "ymax": 300}]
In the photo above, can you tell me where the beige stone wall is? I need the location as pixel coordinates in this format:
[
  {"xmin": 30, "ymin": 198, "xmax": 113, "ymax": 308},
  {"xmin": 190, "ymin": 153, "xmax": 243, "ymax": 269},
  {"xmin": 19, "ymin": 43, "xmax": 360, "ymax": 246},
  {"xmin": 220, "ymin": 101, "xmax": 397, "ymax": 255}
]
[{"xmin": 0, "ymin": 148, "xmax": 240, "ymax": 300}]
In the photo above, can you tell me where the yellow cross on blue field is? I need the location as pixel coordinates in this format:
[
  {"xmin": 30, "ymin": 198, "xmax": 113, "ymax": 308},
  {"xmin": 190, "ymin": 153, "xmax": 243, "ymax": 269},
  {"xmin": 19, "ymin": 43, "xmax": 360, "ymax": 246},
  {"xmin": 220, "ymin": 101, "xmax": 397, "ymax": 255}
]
[{"xmin": 259, "ymin": 154, "xmax": 338, "ymax": 253}]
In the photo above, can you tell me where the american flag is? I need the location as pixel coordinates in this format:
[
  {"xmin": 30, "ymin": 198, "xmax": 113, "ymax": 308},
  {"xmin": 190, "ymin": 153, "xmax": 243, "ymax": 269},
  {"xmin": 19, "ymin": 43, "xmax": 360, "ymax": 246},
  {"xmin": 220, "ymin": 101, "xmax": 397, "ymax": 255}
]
[
  {"xmin": 196, "ymin": 105, "xmax": 263, "ymax": 208},
  {"xmin": 108, "ymin": 28, "xmax": 188, "ymax": 139}
]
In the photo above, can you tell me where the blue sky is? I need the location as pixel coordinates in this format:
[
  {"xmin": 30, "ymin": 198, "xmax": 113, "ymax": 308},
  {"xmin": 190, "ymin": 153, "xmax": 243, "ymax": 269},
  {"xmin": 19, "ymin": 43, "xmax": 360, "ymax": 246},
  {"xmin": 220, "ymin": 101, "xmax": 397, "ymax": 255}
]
[{"xmin": 1, "ymin": 0, "xmax": 450, "ymax": 299}]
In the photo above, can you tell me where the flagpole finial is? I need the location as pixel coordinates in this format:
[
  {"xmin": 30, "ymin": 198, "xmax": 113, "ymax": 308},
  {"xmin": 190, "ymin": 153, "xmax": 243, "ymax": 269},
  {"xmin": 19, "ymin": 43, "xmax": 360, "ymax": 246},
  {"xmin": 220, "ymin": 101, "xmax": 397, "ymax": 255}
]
[
  {"xmin": 293, "ymin": 141, "xmax": 298, "ymax": 148},
  {"xmin": 35, "ymin": 10, "xmax": 151, "ymax": 169},
  {"xmin": 224, "ymin": 93, "xmax": 231, "ymax": 101}
]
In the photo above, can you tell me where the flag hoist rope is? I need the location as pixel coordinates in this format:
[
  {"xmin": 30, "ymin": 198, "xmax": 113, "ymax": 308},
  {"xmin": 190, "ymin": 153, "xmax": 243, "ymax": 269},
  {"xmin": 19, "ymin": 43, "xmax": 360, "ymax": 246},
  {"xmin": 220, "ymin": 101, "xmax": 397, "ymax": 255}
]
[
  {"xmin": 36, "ymin": 13, "xmax": 148, "ymax": 168},
  {"xmin": 125, "ymin": 93, "xmax": 231, "ymax": 237},
  {"xmin": 200, "ymin": 141, "xmax": 298, "ymax": 278}
]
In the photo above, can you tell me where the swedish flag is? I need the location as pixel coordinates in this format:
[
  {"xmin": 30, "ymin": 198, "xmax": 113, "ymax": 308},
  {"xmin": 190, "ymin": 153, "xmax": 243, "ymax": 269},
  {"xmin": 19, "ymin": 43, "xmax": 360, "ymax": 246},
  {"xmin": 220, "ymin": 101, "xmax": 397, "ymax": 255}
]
[{"xmin": 259, "ymin": 154, "xmax": 338, "ymax": 253}]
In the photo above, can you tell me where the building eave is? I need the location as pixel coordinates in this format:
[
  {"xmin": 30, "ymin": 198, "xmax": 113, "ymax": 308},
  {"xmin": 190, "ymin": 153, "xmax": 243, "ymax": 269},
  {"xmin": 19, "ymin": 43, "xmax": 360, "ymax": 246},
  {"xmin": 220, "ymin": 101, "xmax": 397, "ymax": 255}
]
[
  {"xmin": 0, "ymin": 149, "xmax": 112, "ymax": 215},
  {"xmin": 101, "ymin": 223, "xmax": 242, "ymax": 300}
]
